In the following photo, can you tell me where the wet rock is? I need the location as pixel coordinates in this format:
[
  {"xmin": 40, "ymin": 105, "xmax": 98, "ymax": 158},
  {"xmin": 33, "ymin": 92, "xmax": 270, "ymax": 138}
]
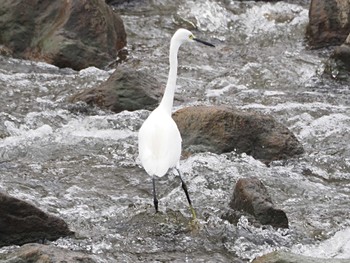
[
  {"xmin": 0, "ymin": 192, "xmax": 73, "ymax": 247},
  {"xmin": 332, "ymin": 34, "xmax": 350, "ymax": 70},
  {"xmin": 0, "ymin": 129, "xmax": 9, "ymax": 139},
  {"xmin": 116, "ymin": 209, "xmax": 192, "ymax": 237},
  {"xmin": 172, "ymin": 106, "xmax": 304, "ymax": 164},
  {"xmin": 69, "ymin": 66, "xmax": 162, "ymax": 113},
  {"xmin": 115, "ymin": 208, "xmax": 243, "ymax": 262},
  {"xmin": 0, "ymin": 243, "xmax": 96, "ymax": 263},
  {"xmin": 105, "ymin": 0, "xmax": 129, "ymax": 5},
  {"xmin": 0, "ymin": 45, "xmax": 12, "ymax": 57},
  {"xmin": 0, "ymin": 0, "xmax": 126, "ymax": 70},
  {"xmin": 252, "ymin": 250, "xmax": 350, "ymax": 263},
  {"xmin": 306, "ymin": 0, "xmax": 350, "ymax": 48},
  {"xmin": 228, "ymin": 177, "xmax": 289, "ymax": 228}
]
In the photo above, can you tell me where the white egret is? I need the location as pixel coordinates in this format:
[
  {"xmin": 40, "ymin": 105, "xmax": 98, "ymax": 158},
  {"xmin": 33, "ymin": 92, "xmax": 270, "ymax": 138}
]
[{"xmin": 138, "ymin": 28, "xmax": 215, "ymax": 219}]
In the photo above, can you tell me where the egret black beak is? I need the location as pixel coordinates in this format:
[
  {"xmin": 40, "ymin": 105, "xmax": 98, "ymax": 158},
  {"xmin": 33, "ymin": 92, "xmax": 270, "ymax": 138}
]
[{"xmin": 193, "ymin": 37, "xmax": 215, "ymax": 47}]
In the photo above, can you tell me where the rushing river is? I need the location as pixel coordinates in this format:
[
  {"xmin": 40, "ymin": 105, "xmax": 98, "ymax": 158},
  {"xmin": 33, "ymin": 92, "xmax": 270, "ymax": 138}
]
[{"xmin": 1, "ymin": 0, "xmax": 350, "ymax": 262}]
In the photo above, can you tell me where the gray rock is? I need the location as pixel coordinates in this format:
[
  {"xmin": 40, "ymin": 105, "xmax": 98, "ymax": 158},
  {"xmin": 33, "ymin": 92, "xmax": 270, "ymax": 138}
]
[
  {"xmin": 172, "ymin": 106, "xmax": 304, "ymax": 164},
  {"xmin": 0, "ymin": 0, "xmax": 126, "ymax": 70},
  {"xmin": 229, "ymin": 177, "xmax": 289, "ymax": 228},
  {"xmin": 0, "ymin": 192, "xmax": 73, "ymax": 247},
  {"xmin": 306, "ymin": 0, "xmax": 350, "ymax": 48},
  {"xmin": 252, "ymin": 250, "xmax": 350, "ymax": 263},
  {"xmin": 0, "ymin": 243, "xmax": 96, "ymax": 263},
  {"xmin": 332, "ymin": 33, "xmax": 350, "ymax": 70},
  {"xmin": 69, "ymin": 66, "xmax": 162, "ymax": 113}
]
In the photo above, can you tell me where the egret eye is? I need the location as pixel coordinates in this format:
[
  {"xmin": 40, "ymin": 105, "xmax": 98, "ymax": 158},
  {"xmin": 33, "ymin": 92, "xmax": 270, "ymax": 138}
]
[{"xmin": 189, "ymin": 34, "xmax": 194, "ymax": 40}]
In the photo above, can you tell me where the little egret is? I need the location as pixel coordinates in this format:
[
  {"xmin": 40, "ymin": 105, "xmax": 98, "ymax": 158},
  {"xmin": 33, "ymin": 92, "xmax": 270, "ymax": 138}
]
[{"xmin": 138, "ymin": 28, "xmax": 214, "ymax": 219}]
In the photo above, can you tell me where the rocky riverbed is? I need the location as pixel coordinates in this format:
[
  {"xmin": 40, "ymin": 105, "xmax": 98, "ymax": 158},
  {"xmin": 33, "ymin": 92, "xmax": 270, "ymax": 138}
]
[{"xmin": 0, "ymin": 0, "xmax": 349, "ymax": 262}]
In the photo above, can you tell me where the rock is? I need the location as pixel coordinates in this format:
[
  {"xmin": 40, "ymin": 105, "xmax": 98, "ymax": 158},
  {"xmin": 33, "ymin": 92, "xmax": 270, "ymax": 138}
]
[
  {"xmin": 0, "ymin": 192, "xmax": 73, "ymax": 247},
  {"xmin": 105, "ymin": 0, "xmax": 128, "ymax": 5},
  {"xmin": 332, "ymin": 33, "xmax": 350, "ymax": 70},
  {"xmin": 0, "ymin": 0, "xmax": 126, "ymax": 70},
  {"xmin": 306, "ymin": 0, "xmax": 350, "ymax": 48},
  {"xmin": 0, "ymin": 243, "xmax": 96, "ymax": 263},
  {"xmin": 252, "ymin": 250, "xmax": 350, "ymax": 263},
  {"xmin": 0, "ymin": 45, "xmax": 12, "ymax": 57},
  {"xmin": 229, "ymin": 177, "xmax": 289, "ymax": 228},
  {"xmin": 172, "ymin": 106, "xmax": 304, "ymax": 164},
  {"xmin": 69, "ymin": 66, "xmax": 162, "ymax": 113}
]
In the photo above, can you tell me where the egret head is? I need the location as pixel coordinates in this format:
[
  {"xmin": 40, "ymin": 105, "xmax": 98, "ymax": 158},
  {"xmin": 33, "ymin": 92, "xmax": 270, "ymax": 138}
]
[{"xmin": 172, "ymin": 28, "xmax": 215, "ymax": 47}]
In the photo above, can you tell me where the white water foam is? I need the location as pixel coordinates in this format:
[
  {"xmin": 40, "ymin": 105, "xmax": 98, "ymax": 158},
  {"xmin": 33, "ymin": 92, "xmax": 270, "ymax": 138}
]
[{"xmin": 292, "ymin": 227, "xmax": 350, "ymax": 259}]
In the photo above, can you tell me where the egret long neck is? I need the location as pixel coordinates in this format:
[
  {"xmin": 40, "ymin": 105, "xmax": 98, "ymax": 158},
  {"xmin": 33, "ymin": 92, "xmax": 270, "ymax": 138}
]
[{"xmin": 159, "ymin": 39, "xmax": 181, "ymax": 115}]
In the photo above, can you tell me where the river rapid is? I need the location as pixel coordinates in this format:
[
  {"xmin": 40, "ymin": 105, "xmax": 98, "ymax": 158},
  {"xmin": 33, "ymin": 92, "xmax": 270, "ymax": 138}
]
[{"xmin": 0, "ymin": 0, "xmax": 349, "ymax": 262}]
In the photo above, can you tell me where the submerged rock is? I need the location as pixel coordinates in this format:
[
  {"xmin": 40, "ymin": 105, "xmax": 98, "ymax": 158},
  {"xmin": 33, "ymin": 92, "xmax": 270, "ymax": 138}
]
[
  {"xmin": 228, "ymin": 177, "xmax": 289, "ymax": 228},
  {"xmin": 252, "ymin": 250, "xmax": 350, "ymax": 263},
  {"xmin": 0, "ymin": 0, "xmax": 126, "ymax": 70},
  {"xmin": 306, "ymin": 0, "xmax": 350, "ymax": 48},
  {"xmin": 332, "ymin": 33, "xmax": 350, "ymax": 70},
  {"xmin": 116, "ymin": 209, "xmax": 192, "ymax": 237},
  {"xmin": 69, "ymin": 66, "xmax": 162, "ymax": 113},
  {"xmin": 172, "ymin": 106, "xmax": 304, "ymax": 164},
  {"xmin": 0, "ymin": 192, "xmax": 73, "ymax": 247},
  {"xmin": 0, "ymin": 243, "xmax": 96, "ymax": 263}
]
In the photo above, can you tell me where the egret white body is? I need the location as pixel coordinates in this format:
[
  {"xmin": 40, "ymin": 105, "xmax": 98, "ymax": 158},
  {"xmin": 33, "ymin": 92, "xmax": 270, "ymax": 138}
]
[
  {"xmin": 138, "ymin": 106, "xmax": 181, "ymax": 177},
  {"xmin": 138, "ymin": 28, "xmax": 214, "ymax": 215}
]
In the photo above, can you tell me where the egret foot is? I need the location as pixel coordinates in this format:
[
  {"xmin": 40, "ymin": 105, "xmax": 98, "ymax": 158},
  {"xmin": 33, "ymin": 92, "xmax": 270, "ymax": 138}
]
[
  {"xmin": 190, "ymin": 205, "xmax": 197, "ymax": 220},
  {"xmin": 188, "ymin": 205, "xmax": 200, "ymax": 231},
  {"xmin": 189, "ymin": 218, "xmax": 200, "ymax": 231}
]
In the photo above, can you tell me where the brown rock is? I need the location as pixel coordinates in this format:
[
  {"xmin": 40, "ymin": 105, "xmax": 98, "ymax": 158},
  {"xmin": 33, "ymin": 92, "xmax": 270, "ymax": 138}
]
[
  {"xmin": 0, "ymin": 0, "xmax": 126, "ymax": 70},
  {"xmin": 69, "ymin": 66, "xmax": 162, "ymax": 113},
  {"xmin": 229, "ymin": 177, "xmax": 289, "ymax": 228},
  {"xmin": 0, "ymin": 192, "xmax": 73, "ymax": 247},
  {"xmin": 0, "ymin": 243, "xmax": 96, "ymax": 263},
  {"xmin": 332, "ymin": 33, "xmax": 350, "ymax": 70},
  {"xmin": 172, "ymin": 106, "xmax": 304, "ymax": 164},
  {"xmin": 306, "ymin": 0, "xmax": 350, "ymax": 48}
]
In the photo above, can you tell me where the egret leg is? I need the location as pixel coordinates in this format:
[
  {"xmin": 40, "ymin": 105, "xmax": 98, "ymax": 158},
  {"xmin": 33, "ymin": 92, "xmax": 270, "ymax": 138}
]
[
  {"xmin": 152, "ymin": 176, "xmax": 159, "ymax": 213},
  {"xmin": 175, "ymin": 168, "xmax": 197, "ymax": 220}
]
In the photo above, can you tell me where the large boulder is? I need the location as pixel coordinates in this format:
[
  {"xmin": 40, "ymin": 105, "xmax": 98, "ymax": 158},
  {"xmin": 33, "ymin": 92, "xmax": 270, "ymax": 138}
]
[
  {"xmin": 0, "ymin": 0, "xmax": 126, "ymax": 70},
  {"xmin": 306, "ymin": 0, "xmax": 350, "ymax": 48},
  {"xmin": 69, "ymin": 66, "xmax": 162, "ymax": 113},
  {"xmin": 0, "ymin": 192, "xmax": 73, "ymax": 247},
  {"xmin": 172, "ymin": 106, "xmax": 304, "ymax": 164},
  {"xmin": 0, "ymin": 243, "xmax": 96, "ymax": 263},
  {"xmin": 228, "ymin": 177, "xmax": 288, "ymax": 228}
]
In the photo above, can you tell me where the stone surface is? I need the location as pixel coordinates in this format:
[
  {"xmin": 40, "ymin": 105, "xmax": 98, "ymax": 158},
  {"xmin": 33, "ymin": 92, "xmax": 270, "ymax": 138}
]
[
  {"xmin": 229, "ymin": 177, "xmax": 289, "ymax": 228},
  {"xmin": 0, "ymin": 192, "xmax": 73, "ymax": 247},
  {"xmin": 332, "ymin": 33, "xmax": 350, "ymax": 70},
  {"xmin": 0, "ymin": 243, "xmax": 96, "ymax": 263},
  {"xmin": 172, "ymin": 106, "xmax": 304, "ymax": 164},
  {"xmin": 306, "ymin": 0, "xmax": 350, "ymax": 48},
  {"xmin": 0, "ymin": 0, "xmax": 126, "ymax": 70},
  {"xmin": 69, "ymin": 66, "xmax": 162, "ymax": 113},
  {"xmin": 252, "ymin": 250, "xmax": 350, "ymax": 263}
]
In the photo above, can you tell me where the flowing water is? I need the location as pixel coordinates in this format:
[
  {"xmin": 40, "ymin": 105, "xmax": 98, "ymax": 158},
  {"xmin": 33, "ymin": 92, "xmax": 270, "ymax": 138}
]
[{"xmin": 1, "ymin": 0, "xmax": 350, "ymax": 262}]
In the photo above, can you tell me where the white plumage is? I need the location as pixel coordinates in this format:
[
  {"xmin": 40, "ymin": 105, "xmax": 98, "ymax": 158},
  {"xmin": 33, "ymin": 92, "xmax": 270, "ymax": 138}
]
[{"xmin": 138, "ymin": 106, "xmax": 182, "ymax": 177}]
